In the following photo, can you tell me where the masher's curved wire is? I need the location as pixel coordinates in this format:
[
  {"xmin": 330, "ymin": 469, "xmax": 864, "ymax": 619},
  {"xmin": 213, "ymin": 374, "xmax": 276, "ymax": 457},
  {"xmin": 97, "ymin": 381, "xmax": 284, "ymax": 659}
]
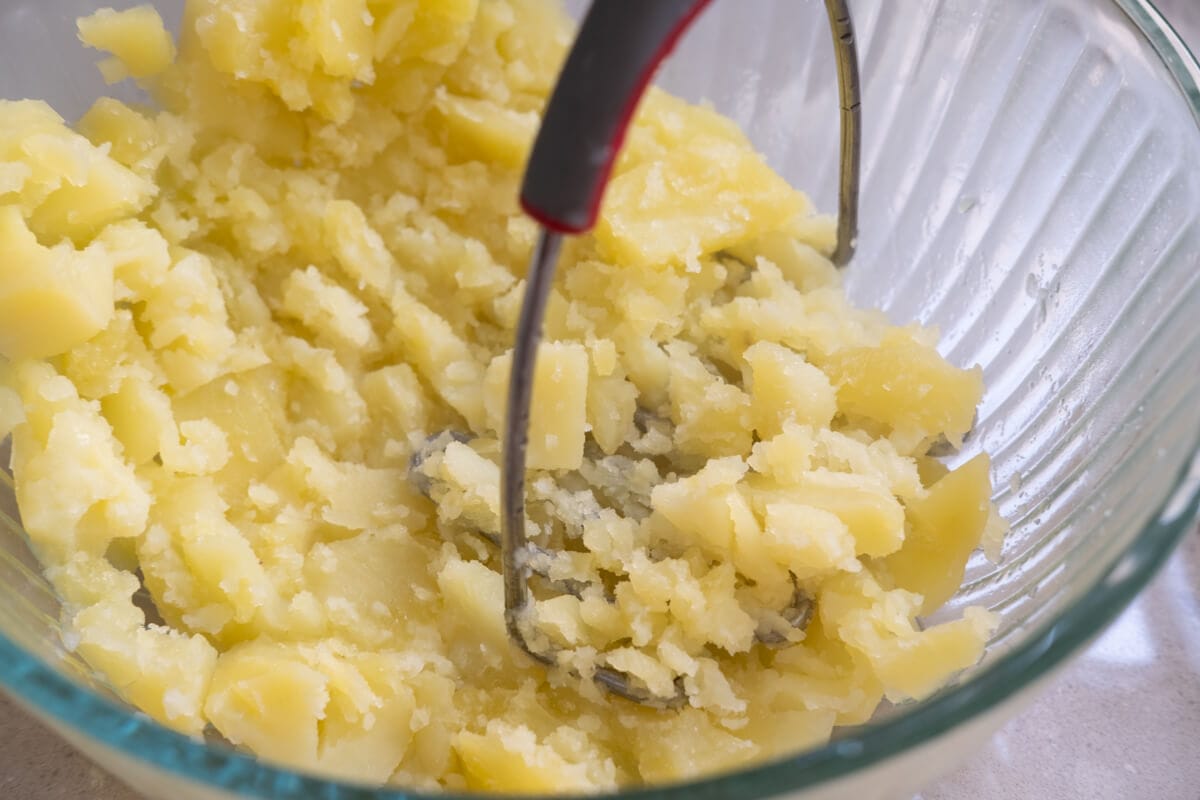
[{"xmin": 501, "ymin": 0, "xmax": 862, "ymax": 706}]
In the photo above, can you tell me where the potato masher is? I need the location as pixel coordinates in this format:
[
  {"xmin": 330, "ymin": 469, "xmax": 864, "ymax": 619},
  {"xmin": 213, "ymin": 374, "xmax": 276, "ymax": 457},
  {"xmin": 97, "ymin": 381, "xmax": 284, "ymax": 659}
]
[{"xmin": 503, "ymin": 0, "xmax": 860, "ymax": 706}]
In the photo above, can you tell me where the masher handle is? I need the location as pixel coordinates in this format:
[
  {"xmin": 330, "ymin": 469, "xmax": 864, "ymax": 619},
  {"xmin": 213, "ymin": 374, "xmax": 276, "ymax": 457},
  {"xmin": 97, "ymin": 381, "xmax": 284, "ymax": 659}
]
[{"xmin": 519, "ymin": 0, "xmax": 712, "ymax": 234}]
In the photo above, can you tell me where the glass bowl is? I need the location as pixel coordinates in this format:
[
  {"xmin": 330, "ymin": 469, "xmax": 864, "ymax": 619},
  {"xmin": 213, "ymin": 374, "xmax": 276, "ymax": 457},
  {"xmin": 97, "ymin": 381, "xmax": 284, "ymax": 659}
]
[{"xmin": 3, "ymin": 0, "xmax": 1200, "ymax": 798}]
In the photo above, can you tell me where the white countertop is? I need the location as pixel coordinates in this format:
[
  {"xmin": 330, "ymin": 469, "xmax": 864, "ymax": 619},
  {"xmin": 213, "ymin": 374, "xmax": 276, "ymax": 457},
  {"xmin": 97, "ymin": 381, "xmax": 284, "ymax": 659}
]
[{"xmin": 3, "ymin": 2, "xmax": 1200, "ymax": 798}]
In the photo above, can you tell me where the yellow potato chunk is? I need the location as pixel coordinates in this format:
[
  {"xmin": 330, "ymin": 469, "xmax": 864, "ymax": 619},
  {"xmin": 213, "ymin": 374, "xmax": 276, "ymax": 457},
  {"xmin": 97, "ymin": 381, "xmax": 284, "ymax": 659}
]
[
  {"xmin": 0, "ymin": 100, "xmax": 154, "ymax": 245},
  {"xmin": 749, "ymin": 471, "xmax": 905, "ymax": 557},
  {"xmin": 762, "ymin": 502, "xmax": 860, "ymax": 579},
  {"xmin": 77, "ymin": 98, "xmax": 167, "ymax": 174},
  {"xmin": 457, "ymin": 721, "xmax": 596, "ymax": 793},
  {"xmin": 744, "ymin": 340, "xmax": 837, "ymax": 439},
  {"xmin": 9, "ymin": 363, "xmax": 149, "ymax": 561},
  {"xmin": 484, "ymin": 342, "xmax": 589, "ymax": 470},
  {"xmin": 0, "ymin": 207, "xmax": 114, "ymax": 360},
  {"xmin": 280, "ymin": 265, "xmax": 376, "ymax": 351},
  {"xmin": 436, "ymin": 557, "xmax": 507, "ymax": 650},
  {"xmin": 885, "ymin": 454, "xmax": 992, "ymax": 613},
  {"xmin": 824, "ymin": 330, "xmax": 984, "ymax": 451},
  {"xmin": 596, "ymin": 137, "xmax": 805, "ymax": 267},
  {"xmin": 390, "ymin": 284, "xmax": 486, "ymax": 431},
  {"xmin": 434, "ymin": 89, "xmax": 538, "ymax": 169},
  {"xmin": 585, "ymin": 372, "xmax": 637, "ymax": 455},
  {"xmin": 633, "ymin": 708, "xmax": 757, "ymax": 784},
  {"xmin": 78, "ymin": 6, "xmax": 177, "ymax": 82},
  {"xmin": 867, "ymin": 607, "xmax": 997, "ymax": 701},
  {"xmin": 205, "ymin": 641, "xmax": 331, "ymax": 766},
  {"xmin": 651, "ymin": 457, "xmax": 747, "ymax": 556},
  {"xmin": 666, "ymin": 343, "xmax": 752, "ymax": 458}
]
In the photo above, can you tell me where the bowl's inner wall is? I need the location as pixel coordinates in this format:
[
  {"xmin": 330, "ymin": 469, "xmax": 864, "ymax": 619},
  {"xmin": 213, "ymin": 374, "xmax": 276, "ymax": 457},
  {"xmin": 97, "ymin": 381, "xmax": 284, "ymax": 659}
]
[{"xmin": 2, "ymin": 0, "xmax": 1200, "ymax": 761}]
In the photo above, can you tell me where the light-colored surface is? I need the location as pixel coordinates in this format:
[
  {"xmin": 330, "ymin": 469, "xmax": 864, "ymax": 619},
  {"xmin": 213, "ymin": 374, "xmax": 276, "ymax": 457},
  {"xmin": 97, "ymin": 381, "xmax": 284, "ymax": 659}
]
[{"xmin": 2, "ymin": 0, "xmax": 1200, "ymax": 798}]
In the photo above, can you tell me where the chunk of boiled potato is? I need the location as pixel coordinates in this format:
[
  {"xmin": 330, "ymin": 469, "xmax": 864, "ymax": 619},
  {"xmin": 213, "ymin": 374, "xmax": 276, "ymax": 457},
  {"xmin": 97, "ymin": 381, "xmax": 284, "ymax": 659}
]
[
  {"xmin": 205, "ymin": 641, "xmax": 332, "ymax": 767},
  {"xmin": 762, "ymin": 502, "xmax": 860, "ymax": 578},
  {"xmin": 9, "ymin": 363, "xmax": 149, "ymax": 560},
  {"xmin": 819, "ymin": 571, "xmax": 995, "ymax": 702},
  {"xmin": 632, "ymin": 708, "xmax": 757, "ymax": 784},
  {"xmin": 766, "ymin": 617, "xmax": 885, "ymax": 725},
  {"xmin": 744, "ymin": 340, "xmax": 837, "ymax": 439},
  {"xmin": 77, "ymin": 5, "xmax": 176, "ymax": 82},
  {"xmin": 666, "ymin": 343, "xmax": 752, "ymax": 459},
  {"xmin": 0, "ymin": 207, "xmax": 114, "ymax": 360},
  {"xmin": 434, "ymin": 88, "xmax": 537, "ymax": 169},
  {"xmin": 484, "ymin": 342, "xmax": 589, "ymax": 470},
  {"xmin": 49, "ymin": 554, "xmax": 217, "ymax": 735},
  {"xmin": 100, "ymin": 375, "xmax": 176, "ymax": 465},
  {"xmin": 725, "ymin": 231, "xmax": 839, "ymax": 292},
  {"xmin": 436, "ymin": 557, "xmax": 507, "ymax": 650},
  {"xmin": 74, "ymin": 602, "xmax": 219, "ymax": 735},
  {"xmin": 885, "ymin": 454, "xmax": 992, "ymax": 614},
  {"xmin": 389, "ymin": 284, "xmax": 486, "ymax": 431},
  {"xmin": 748, "ymin": 471, "xmax": 905, "ymax": 557},
  {"xmin": 77, "ymin": 98, "xmax": 166, "ymax": 174},
  {"xmin": 596, "ymin": 136, "xmax": 806, "ymax": 267},
  {"xmin": 456, "ymin": 721, "xmax": 596, "ymax": 793},
  {"xmin": 651, "ymin": 456, "xmax": 748, "ymax": 555},
  {"xmin": 866, "ymin": 607, "xmax": 997, "ymax": 701},
  {"xmin": 0, "ymin": 99, "xmax": 153, "ymax": 245},
  {"xmin": 585, "ymin": 372, "xmax": 637, "ymax": 455},
  {"xmin": 824, "ymin": 330, "xmax": 983, "ymax": 451}
]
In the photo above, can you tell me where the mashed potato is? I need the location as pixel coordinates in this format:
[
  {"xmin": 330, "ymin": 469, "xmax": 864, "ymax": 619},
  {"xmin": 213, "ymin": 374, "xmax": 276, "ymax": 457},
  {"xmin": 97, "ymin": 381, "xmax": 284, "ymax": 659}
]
[{"xmin": 0, "ymin": 1, "xmax": 1005, "ymax": 791}]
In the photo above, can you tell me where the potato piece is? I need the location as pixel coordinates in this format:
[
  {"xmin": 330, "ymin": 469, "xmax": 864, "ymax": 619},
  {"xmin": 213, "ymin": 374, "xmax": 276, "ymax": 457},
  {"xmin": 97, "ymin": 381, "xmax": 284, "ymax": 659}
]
[
  {"xmin": 586, "ymin": 372, "xmax": 637, "ymax": 455},
  {"xmin": 77, "ymin": 6, "xmax": 176, "ymax": 82},
  {"xmin": 389, "ymin": 284, "xmax": 487, "ymax": 431},
  {"xmin": 77, "ymin": 98, "xmax": 166, "ymax": 174},
  {"xmin": 9, "ymin": 364, "xmax": 149, "ymax": 561},
  {"xmin": 885, "ymin": 454, "xmax": 992, "ymax": 613},
  {"xmin": 0, "ymin": 99, "xmax": 154, "ymax": 245},
  {"xmin": 866, "ymin": 607, "xmax": 996, "ymax": 701},
  {"xmin": 73, "ymin": 601, "xmax": 218, "ymax": 735},
  {"xmin": 651, "ymin": 456, "xmax": 747, "ymax": 555},
  {"xmin": 206, "ymin": 641, "xmax": 331, "ymax": 767},
  {"xmin": 280, "ymin": 265, "xmax": 376, "ymax": 351},
  {"xmin": 436, "ymin": 557, "xmax": 507, "ymax": 651},
  {"xmin": 762, "ymin": 502, "xmax": 860, "ymax": 579},
  {"xmin": 633, "ymin": 708, "xmax": 756, "ymax": 784},
  {"xmin": 596, "ymin": 137, "xmax": 805, "ymax": 267},
  {"xmin": 0, "ymin": 207, "xmax": 114, "ymax": 360},
  {"xmin": 419, "ymin": 440, "xmax": 499, "ymax": 533},
  {"xmin": 315, "ymin": 657, "xmax": 417, "ymax": 783},
  {"xmin": 360, "ymin": 364, "xmax": 432, "ymax": 437},
  {"xmin": 748, "ymin": 471, "xmax": 905, "ymax": 557},
  {"xmin": 766, "ymin": 617, "xmax": 885, "ymax": 724},
  {"xmin": 140, "ymin": 249, "xmax": 236, "ymax": 392},
  {"xmin": 484, "ymin": 342, "xmax": 589, "ymax": 470},
  {"xmin": 819, "ymin": 571, "xmax": 995, "ymax": 702},
  {"xmin": 824, "ymin": 330, "xmax": 983, "ymax": 451},
  {"xmin": 457, "ymin": 721, "xmax": 596, "ymax": 793},
  {"xmin": 725, "ymin": 232, "xmax": 839, "ymax": 292},
  {"xmin": 744, "ymin": 341, "xmax": 837, "ymax": 439},
  {"xmin": 434, "ymin": 88, "xmax": 537, "ymax": 168},
  {"xmin": 286, "ymin": 437, "xmax": 415, "ymax": 532},
  {"xmin": 101, "ymin": 376, "xmax": 175, "ymax": 466},
  {"xmin": 665, "ymin": 343, "xmax": 752, "ymax": 459}
]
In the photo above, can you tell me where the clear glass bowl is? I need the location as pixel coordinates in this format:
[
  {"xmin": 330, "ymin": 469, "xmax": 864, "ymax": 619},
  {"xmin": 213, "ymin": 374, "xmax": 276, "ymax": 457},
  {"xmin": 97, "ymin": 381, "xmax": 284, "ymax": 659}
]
[{"xmin": 3, "ymin": 0, "xmax": 1200, "ymax": 798}]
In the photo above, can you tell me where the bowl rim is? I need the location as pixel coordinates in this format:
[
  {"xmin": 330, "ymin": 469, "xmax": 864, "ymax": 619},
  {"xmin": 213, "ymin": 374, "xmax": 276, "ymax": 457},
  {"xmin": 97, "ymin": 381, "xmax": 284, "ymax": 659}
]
[{"xmin": 2, "ymin": 1, "xmax": 1200, "ymax": 798}]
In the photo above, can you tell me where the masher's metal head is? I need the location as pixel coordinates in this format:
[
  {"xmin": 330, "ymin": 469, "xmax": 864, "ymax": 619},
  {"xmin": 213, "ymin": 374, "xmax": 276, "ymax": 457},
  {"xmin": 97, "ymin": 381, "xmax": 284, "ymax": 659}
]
[{"xmin": 440, "ymin": 0, "xmax": 861, "ymax": 706}]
